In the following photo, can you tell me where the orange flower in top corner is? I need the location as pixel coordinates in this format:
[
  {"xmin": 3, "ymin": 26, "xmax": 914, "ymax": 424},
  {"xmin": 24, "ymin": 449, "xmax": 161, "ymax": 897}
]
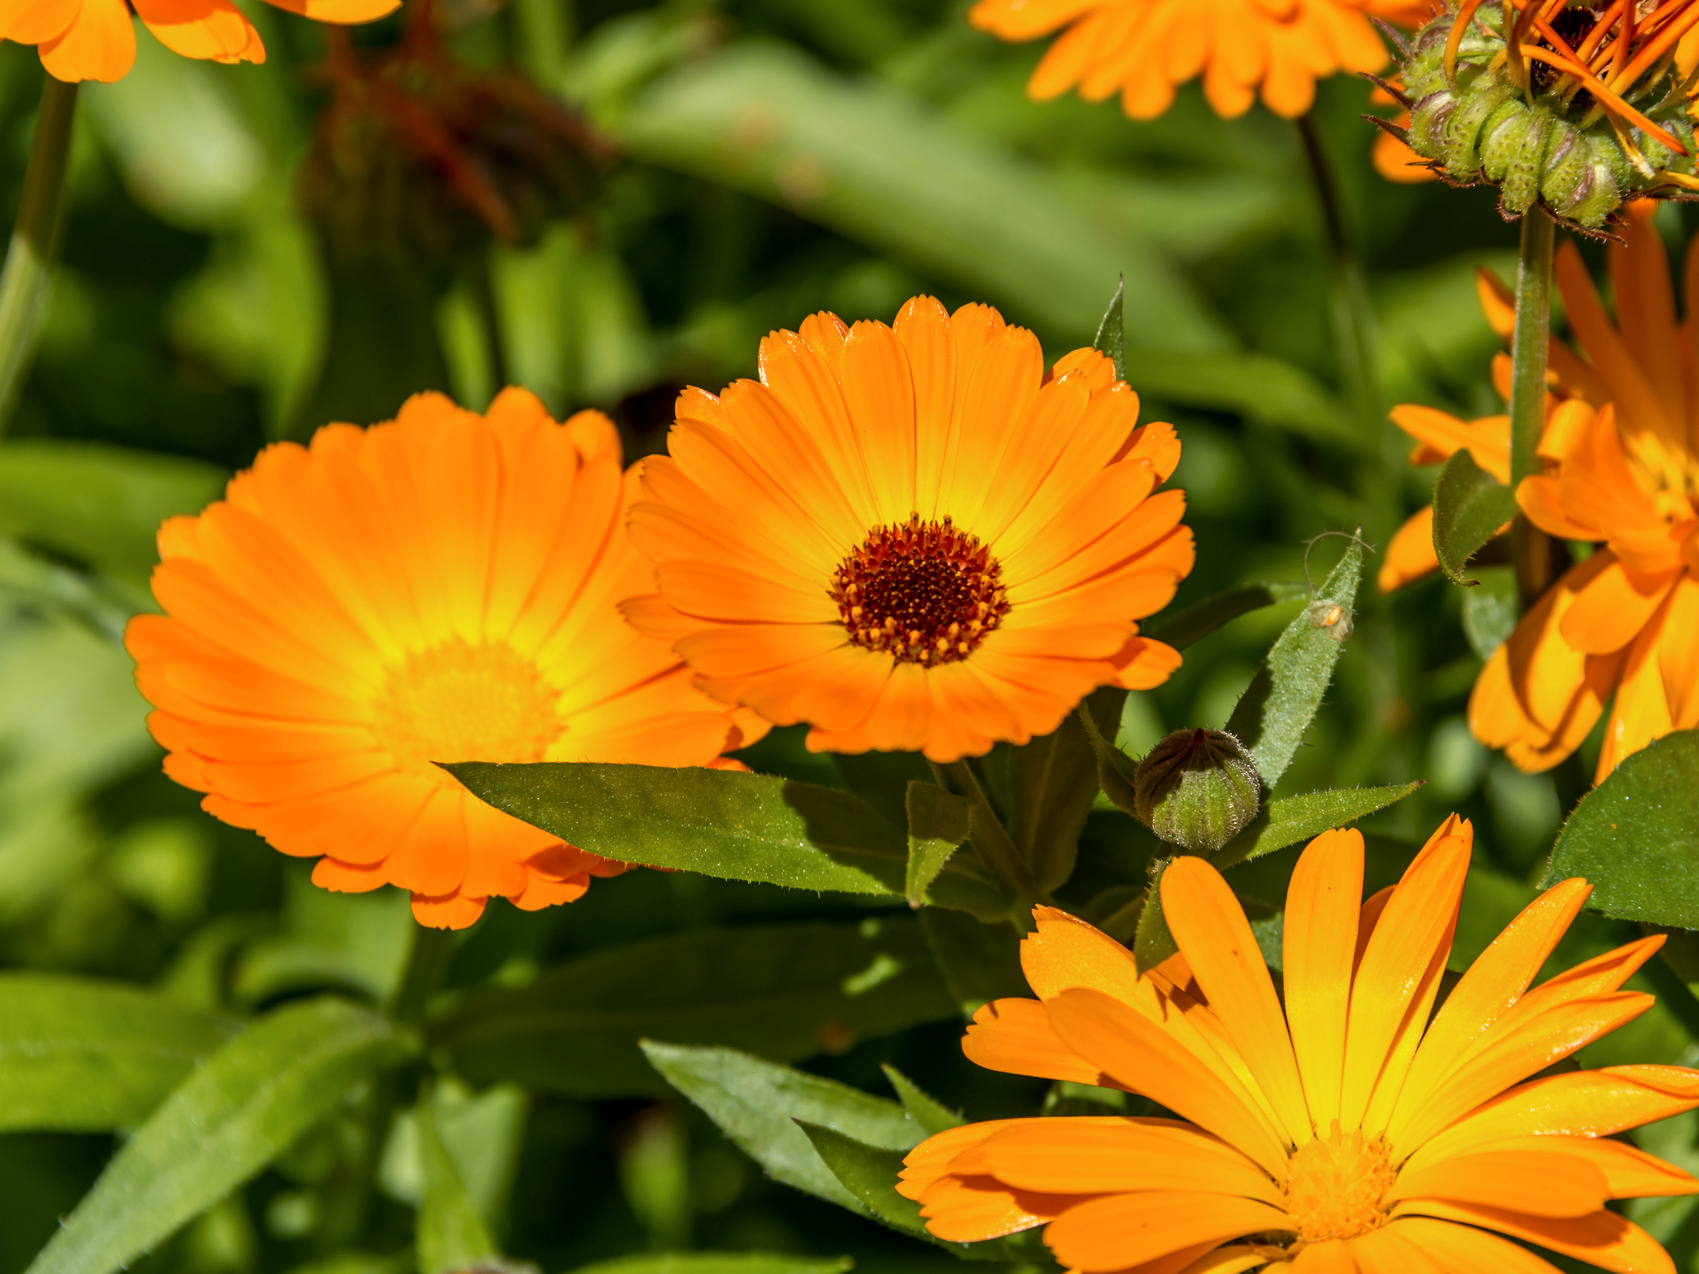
[
  {"xmin": 126, "ymin": 389, "xmax": 760, "ymax": 929},
  {"xmin": 901, "ymin": 817, "xmax": 1699, "ymax": 1272},
  {"xmin": 968, "ymin": 0, "xmax": 1405, "ymax": 120},
  {"xmin": 623, "ymin": 296, "xmax": 1194, "ymax": 764},
  {"xmin": 0, "ymin": 0, "xmax": 397, "ymax": 85}
]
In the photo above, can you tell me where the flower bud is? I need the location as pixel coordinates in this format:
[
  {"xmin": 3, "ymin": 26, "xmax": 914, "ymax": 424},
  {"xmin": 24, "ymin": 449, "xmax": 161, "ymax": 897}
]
[{"xmin": 1132, "ymin": 729, "xmax": 1262, "ymax": 854}]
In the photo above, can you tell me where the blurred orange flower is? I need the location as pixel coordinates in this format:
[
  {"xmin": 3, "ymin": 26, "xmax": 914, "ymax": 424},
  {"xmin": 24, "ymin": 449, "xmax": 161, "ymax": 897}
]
[
  {"xmin": 0, "ymin": 0, "xmax": 396, "ymax": 85},
  {"xmin": 968, "ymin": 0, "xmax": 1402, "ymax": 120},
  {"xmin": 624, "ymin": 296, "xmax": 1193, "ymax": 764},
  {"xmin": 127, "ymin": 389, "xmax": 758, "ymax": 929},
  {"xmin": 900, "ymin": 817, "xmax": 1699, "ymax": 1271}
]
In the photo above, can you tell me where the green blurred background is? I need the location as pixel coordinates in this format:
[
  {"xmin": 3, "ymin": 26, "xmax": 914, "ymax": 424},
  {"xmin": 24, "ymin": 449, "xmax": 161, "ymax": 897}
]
[{"xmin": 1, "ymin": 0, "xmax": 1693, "ymax": 1271}]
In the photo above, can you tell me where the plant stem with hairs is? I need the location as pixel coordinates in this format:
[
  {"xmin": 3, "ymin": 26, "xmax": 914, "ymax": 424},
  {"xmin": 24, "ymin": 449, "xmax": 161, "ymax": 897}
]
[{"xmin": 1509, "ymin": 208, "xmax": 1556, "ymax": 607}]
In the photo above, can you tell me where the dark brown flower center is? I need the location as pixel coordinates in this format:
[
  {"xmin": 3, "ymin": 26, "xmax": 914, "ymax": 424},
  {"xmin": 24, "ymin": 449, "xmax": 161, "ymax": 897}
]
[{"xmin": 830, "ymin": 515, "xmax": 1009, "ymax": 665}]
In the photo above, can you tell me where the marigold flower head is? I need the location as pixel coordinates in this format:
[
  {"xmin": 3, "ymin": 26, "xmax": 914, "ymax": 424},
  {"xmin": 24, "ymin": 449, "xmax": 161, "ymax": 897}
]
[
  {"xmin": 623, "ymin": 296, "xmax": 1195, "ymax": 764},
  {"xmin": 900, "ymin": 817, "xmax": 1699, "ymax": 1271},
  {"xmin": 126, "ymin": 388, "xmax": 759, "ymax": 929},
  {"xmin": 1389, "ymin": 0, "xmax": 1699, "ymax": 228},
  {"xmin": 0, "ymin": 0, "xmax": 396, "ymax": 84},
  {"xmin": 968, "ymin": 0, "xmax": 1404, "ymax": 121}
]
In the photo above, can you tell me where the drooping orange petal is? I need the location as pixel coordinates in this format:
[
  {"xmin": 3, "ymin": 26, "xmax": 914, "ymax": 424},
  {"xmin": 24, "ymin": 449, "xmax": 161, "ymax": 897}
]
[
  {"xmin": 1378, "ymin": 1216, "xmax": 1565, "ymax": 1272},
  {"xmin": 1378, "ymin": 507, "xmax": 1440, "ymax": 593}
]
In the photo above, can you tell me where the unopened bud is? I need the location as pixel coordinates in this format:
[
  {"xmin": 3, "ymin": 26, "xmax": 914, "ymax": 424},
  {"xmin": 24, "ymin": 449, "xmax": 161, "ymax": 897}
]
[{"xmin": 1132, "ymin": 729, "xmax": 1261, "ymax": 854}]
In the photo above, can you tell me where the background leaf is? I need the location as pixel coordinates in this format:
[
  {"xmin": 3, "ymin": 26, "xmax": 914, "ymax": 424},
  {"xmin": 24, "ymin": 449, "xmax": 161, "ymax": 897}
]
[
  {"xmin": 1009, "ymin": 688, "xmax": 1125, "ymax": 893},
  {"xmin": 1461, "ymin": 564, "xmax": 1519, "ymax": 659},
  {"xmin": 566, "ymin": 1257, "xmax": 852, "ymax": 1274},
  {"xmin": 1432, "ymin": 449, "xmax": 1516, "ymax": 587},
  {"xmin": 917, "ymin": 907, "xmax": 1027, "ymax": 1016},
  {"xmin": 415, "ymin": 1098, "xmax": 500, "ymax": 1274},
  {"xmin": 880, "ymin": 1065, "xmax": 961, "ymax": 1136},
  {"xmin": 1543, "ymin": 730, "xmax": 1699, "ymax": 927},
  {"xmin": 796, "ymin": 1124, "xmax": 925, "ymax": 1236},
  {"xmin": 904, "ymin": 782, "xmax": 972, "ymax": 909},
  {"xmin": 1140, "ymin": 582, "xmax": 1307, "ymax": 652}
]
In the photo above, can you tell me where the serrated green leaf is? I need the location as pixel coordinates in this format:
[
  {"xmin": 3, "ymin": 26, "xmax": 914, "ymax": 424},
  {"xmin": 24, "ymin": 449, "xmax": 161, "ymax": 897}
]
[
  {"xmin": 1543, "ymin": 730, "xmax": 1699, "ymax": 927},
  {"xmin": 1009, "ymin": 688, "xmax": 1124, "ymax": 894},
  {"xmin": 880, "ymin": 1064, "xmax": 962, "ymax": 1136},
  {"xmin": 1140, "ymin": 582, "xmax": 1308, "ymax": 652},
  {"xmin": 0, "ymin": 975, "xmax": 240, "ymax": 1133},
  {"xmin": 640, "ymin": 1042, "xmax": 924, "ymax": 1211},
  {"xmin": 1093, "ymin": 277, "xmax": 1125, "ymax": 381},
  {"xmin": 917, "ymin": 907, "xmax": 1027, "ymax": 1016},
  {"xmin": 1432, "ymin": 450, "xmax": 1516, "ymax": 587},
  {"xmin": 1225, "ymin": 537, "xmax": 1363, "ymax": 788},
  {"xmin": 1133, "ymin": 870, "xmax": 1177, "ymax": 975},
  {"xmin": 567, "ymin": 1256, "xmax": 852, "ymax": 1274},
  {"xmin": 1461, "ymin": 564, "xmax": 1519, "ymax": 659},
  {"xmin": 432, "ymin": 920, "xmax": 955, "ymax": 1096},
  {"xmin": 1230, "ymin": 782, "xmax": 1425, "ymax": 863},
  {"xmin": 24, "ymin": 997, "xmax": 404, "ymax": 1274},
  {"xmin": 415, "ymin": 1099, "xmax": 498, "ymax": 1274},
  {"xmin": 796, "ymin": 1124, "xmax": 926, "ymax": 1236},
  {"xmin": 905, "ymin": 782, "xmax": 971, "ymax": 909}
]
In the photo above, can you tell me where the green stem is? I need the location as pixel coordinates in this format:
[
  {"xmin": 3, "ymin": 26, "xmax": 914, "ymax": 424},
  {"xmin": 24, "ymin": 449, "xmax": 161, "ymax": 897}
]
[
  {"xmin": 1509, "ymin": 209, "xmax": 1556, "ymax": 607},
  {"xmin": 930, "ymin": 759, "xmax": 1045, "ymax": 926},
  {"xmin": 0, "ymin": 76, "xmax": 77, "ymax": 434}
]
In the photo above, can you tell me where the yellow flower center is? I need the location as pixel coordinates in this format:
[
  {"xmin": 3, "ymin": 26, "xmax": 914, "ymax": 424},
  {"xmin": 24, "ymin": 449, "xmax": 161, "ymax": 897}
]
[
  {"xmin": 371, "ymin": 638, "xmax": 564, "ymax": 768},
  {"xmin": 830, "ymin": 514, "xmax": 1009, "ymax": 666},
  {"xmin": 1282, "ymin": 1129, "xmax": 1397, "ymax": 1244}
]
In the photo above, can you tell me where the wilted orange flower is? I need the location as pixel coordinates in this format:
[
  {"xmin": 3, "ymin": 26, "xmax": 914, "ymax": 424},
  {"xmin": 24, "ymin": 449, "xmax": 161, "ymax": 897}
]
[
  {"xmin": 126, "ymin": 389, "xmax": 757, "ymax": 929},
  {"xmin": 624, "ymin": 297, "xmax": 1193, "ymax": 764},
  {"xmin": 0, "ymin": 0, "xmax": 396, "ymax": 85},
  {"xmin": 968, "ymin": 0, "xmax": 1405, "ymax": 120},
  {"xmin": 900, "ymin": 818, "xmax": 1699, "ymax": 1272}
]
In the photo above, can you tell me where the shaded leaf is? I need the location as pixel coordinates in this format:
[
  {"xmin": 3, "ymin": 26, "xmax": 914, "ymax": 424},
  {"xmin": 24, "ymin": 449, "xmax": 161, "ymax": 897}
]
[
  {"xmin": 1225, "ymin": 536, "xmax": 1363, "ymax": 788},
  {"xmin": 1461, "ymin": 564, "xmax": 1519, "ymax": 660},
  {"xmin": 917, "ymin": 907, "xmax": 1027, "ymax": 1016},
  {"xmin": 1432, "ymin": 450, "xmax": 1516, "ymax": 587},
  {"xmin": 797, "ymin": 1124, "xmax": 926, "ymax": 1237},
  {"xmin": 1093, "ymin": 277, "xmax": 1125, "ymax": 381},
  {"xmin": 25, "ymin": 997, "xmax": 404, "ymax": 1274},
  {"xmin": 1010, "ymin": 688, "xmax": 1125, "ymax": 894},
  {"xmin": 1132, "ymin": 877, "xmax": 1178, "ymax": 975},
  {"xmin": 1228, "ymin": 782, "xmax": 1425, "ymax": 864},
  {"xmin": 880, "ymin": 1064, "xmax": 961, "ymax": 1136},
  {"xmin": 415, "ymin": 1099, "xmax": 499, "ymax": 1274},
  {"xmin": 567, "ymin": 1258, "xmax": 852, "ymax": 1274},
  {"xmin": 640, "ymin": 1042, "xmax": 923, "ymax": 1211},
  {"xmin": 1543, "ymin": 730, "xmax": 1699, "ymax": 927},
  {"xmin": 0, "ymin": 975, "xmax": 239, "ymax": 1133},
  {"xmin": 1140, "ymin": 582, "xmax": 1308, "ymax": 652},
  {"xmin": 905, "ymin": 782, "xmax": 971, "ymax": 909},
  {"xmin": 432, "ymin": 920, "xmax": 955, "ymax": 1096}
]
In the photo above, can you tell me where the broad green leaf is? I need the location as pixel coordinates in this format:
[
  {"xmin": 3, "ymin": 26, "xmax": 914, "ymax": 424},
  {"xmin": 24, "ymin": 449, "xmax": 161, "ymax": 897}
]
[
  {"xmin": 797, "ymin": 1124, "xmax": 927, "ymax": 1237},
  {"xmin": 25, "ymin": 997, "xmax": 404, "ymax": 1274},
  {"xmin": 905, "ymin": 782, "xmax": 971, "ymax": 908},
  {"xmin": 447, "ymin": 761, "xmax": 908, "ymax": 896},
  {"xmin": 1093, "ymin": 277, "xmax": 1126, "ymax": 381},
  {"xmin": 918, "ymin": 907, "xmax": 1027, "ymax": 1016},
  {"xmin": 1225, "ymin": 536, "xmax": 1363, "ymax": 788},
  {"xmin": 1543, "ymin": 730, "xmax": 1699, "ymax": 927},
  {"xmin": 432, "ymin": 920, "xmax": 955, "ymax": 1096},
  {"xmin": 1010, "ymin": 688, "xmax": 1125, "ymax": 894},
  {"xmin": 0, "ymin": 975, "xmax": 239, "ymax": 1132},
  {"xmin": 1119, "ymin": 349, "xmax": 1359, "ymax": 450},
  {"xmin": 880, "ymin": 1064, "xmax": 962, "ymax": 1136},
  {"xmin": 568, "ymin": 1257, "xmax": 852, "ymax": 1274},
  {"xmin": 640, "ymin": 1042, "xmax": 924, "ymax": 1210},
  {"xmin": 1132, "ymin": 875, "xmax": 1178, "ymax": 975},
  {"xmin": 1432, "ymin": 450, "xmax": 1516, "ymax": 587},
  {"xmin": 1076, "ymin": 698, "xmax": 1141, "ymax": 816},
  {"xmin": 1226, "ymin": 782, "xmax": 1425, "ymax": 865},
  {"xmin": 1141, "ymin": 582, "xmax": 1308, "ymax": 652},
  {"xmin": 415, "ymin": 1100, "xmax": 498, "ymax": 1274},
  {"xmin": 618, "ymin": 43, "xmax": 1235, "ymax": 348},
  {"xmin": 0, "ymin": 441, "xmax": 225, "ymax": 586},
  {"xmin": 1461, "ymin": 564, "xmax": 1519, "ymax": 660}
]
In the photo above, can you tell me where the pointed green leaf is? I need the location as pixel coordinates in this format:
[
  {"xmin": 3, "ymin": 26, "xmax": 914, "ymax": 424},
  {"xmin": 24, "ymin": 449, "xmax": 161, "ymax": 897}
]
[
  {"xmin": 905, "ymin": 782, "xmax": 971, "ymax": 908},
  {"xmin": 566, "ymin": 1258, "xmax": 852, "ymax": 1274},
  {"xmin": 1228, "ymin": 782, "xmax": 1425, "ymax": 864},
  {"xmin": 796, "ymin": 1124, "xmax": 926, "ymax": 1237},
  {"xmin": 1010, "ymin": 688, "xmax": 1124, "ymax": 893},
  {"xmin": 1133, "ymin": 866, "xmax": 1177, "ymax": 975},
  {"xmin": 1140, "ymin": 582, "xmax": 1308, "ymax": 652},
  {"xmin": 1225, "ymin": 536, "xmax": 1362, "ymax": 788},
  {"xmin": 0, "ymin": 976, "xmax": 239, "ymax": 1133},
  {"xmin": 640, "ymin": 1042, "xmax": 924, "ymax": 1211},
  {"xmin": 1432, "ymin": 449, "xmax": 1516, "ymax": 587},
  {"xmin": 432, "ymin": 920, "xmax": 955, "ymax": 1096},
  {"xmin": 1093, "ymin": 277, "xmax": 1126, "ymax": 381},
  {"xmin": 1543, "ymin": 730, "xmax": 1699, "ymax": 927},
  {"xmin": 918, "ymin": 907, "xmax": 1027, "ymax": 1017},
  {"xmin": 415, "ymin": 1099, "xmax": 499, "ymax": 1274},
  {"xmin": 1461, "ymin": 564, "xmax": 1519, "ymax": 660},
  {"xmin": 880, "ymin": 1064, "xmax": 962, "ymax": 1136},
  {"xmin": 24, "ymin": 997, "xmax": 404, "ymax": 1274}
]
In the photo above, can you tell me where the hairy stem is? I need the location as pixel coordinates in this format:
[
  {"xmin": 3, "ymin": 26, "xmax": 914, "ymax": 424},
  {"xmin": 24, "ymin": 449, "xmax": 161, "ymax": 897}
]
[
  {"xmin": 0, "ymin": 76, "xmax": 78, "ymax": 433},
  {"xmin": 1509, "ymin": 208, "xmax": 1556, "ymax": 606}
]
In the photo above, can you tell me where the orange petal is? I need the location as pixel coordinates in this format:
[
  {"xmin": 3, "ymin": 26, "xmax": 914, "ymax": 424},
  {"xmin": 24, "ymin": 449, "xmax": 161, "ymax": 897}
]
[
  {"xmin": 1557, "ymin": 555, "xmax": 1678, "ymax": 655},
  {"xmin": 1283, "ymin": 828, "xmax": 1365, "ymax": 1135},
  {"xmin": 974, "ymin": 1117, "xmax": 1283, "ymax": 1203},
  {"xmin": 1384, "ymin": 1147, "xmax": 1609, "ymax": 1217},
  {"xmin": 260, "ymin": 0, "xmax": 397, "ymax": 20},
  {"xmin": 1042, "ymin": 1192, "xmax": 1295, "ymax": 1272},
  {"xmin": 1388, "ymin": 1200, "xmax": 1673, "ymax": 1274},
  {"xmin": 1377, "ymin": 1216, "xmax": 1565, "ymax": 1272},
  {"xmin": 1413, "ymin": 1134, "xmax": 1699, "ymax": 1201},
  {"xmin": 410, "ymin": 891, "xmax": 486, "ymax": 929},
  {"xmin": 961, "ymin": 996, "xmax": 1111, "ymax": 1086},
  {"xmin": 132, "ymin": 0, "xmax": 259, "ymax": 61},
  {"xmin": 1378, "ymin": 507, "xmax": 1440, "ymax": 593},
  {"xmin": 38, "ymin": 0, "xmax": 134, "ymax": 82},
  {"xmin": 1289, "ymin": 1239, "xmax": 1358, "ymax": 1271}
]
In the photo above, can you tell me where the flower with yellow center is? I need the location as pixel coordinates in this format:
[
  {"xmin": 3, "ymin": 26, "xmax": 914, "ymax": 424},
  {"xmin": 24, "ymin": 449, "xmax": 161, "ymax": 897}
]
[
  {"xmin": 623, "ymin": 296, "xmax": 1194, "ymax": 764},
  {"xmin": 899, "ymin": 817, "xmax": 1699, "ymax": 1271},
  {"xmin": 126, "ymin": 388, "xmax": 760, "ymax": 929}
]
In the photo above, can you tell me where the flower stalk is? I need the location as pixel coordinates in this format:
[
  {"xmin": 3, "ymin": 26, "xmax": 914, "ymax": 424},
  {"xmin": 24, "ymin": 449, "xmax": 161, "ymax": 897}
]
[
  {"xmin": 0, "ymin": 76, "xmax": 77, "ymax": 434},
  {"xmin": 1509, "ymin": 207, "xmax": 1555, "ymax": 605}
]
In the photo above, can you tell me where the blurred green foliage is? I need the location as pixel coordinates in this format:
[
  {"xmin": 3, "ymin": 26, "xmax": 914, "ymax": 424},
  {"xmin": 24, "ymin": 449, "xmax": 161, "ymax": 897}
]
[{"xmin": 1, "ymin": 0, "xmax": 1697, "ymax": 1272}]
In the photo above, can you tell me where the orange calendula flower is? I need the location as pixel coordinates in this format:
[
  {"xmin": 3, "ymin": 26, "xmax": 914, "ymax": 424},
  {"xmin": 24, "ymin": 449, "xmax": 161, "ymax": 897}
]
[
  {"xmin": 126, "ymin": 389, "xmax": 758, "ymax": 929},
  {"xmin": 0, "ymin": 0, "xmax": 396, "ymax": 85},
  {"xmin": 623, "ymin": 296, "xmax": 1194, "ymax": 764},
  {"xmin": 900, "ymin": 818, "xmax": 1699, "ymax": 1272},
  {"xmin": 967, "ymin": 0, "xmax": 1399, "ymax": 121}
]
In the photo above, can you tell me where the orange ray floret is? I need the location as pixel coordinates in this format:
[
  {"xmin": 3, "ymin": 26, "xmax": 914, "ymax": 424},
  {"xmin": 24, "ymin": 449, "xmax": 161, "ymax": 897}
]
[
  {"xmin": 126, "ymin": 388, "xmax": 757, "ymax": 929},
  {"xmin": 900, "ymin": 817, "xmax": 1699, "ymax": 1271},
  {"xmin": 626, "ymin": 296, "xmax": 1194, "ymax": 764}
]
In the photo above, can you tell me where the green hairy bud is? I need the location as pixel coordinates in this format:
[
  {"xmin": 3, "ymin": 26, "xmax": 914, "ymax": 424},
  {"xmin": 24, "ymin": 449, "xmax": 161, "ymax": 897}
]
[{"xmin": 1132, "ymin": 729, "xmax": 1263, "ymax": 854}]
